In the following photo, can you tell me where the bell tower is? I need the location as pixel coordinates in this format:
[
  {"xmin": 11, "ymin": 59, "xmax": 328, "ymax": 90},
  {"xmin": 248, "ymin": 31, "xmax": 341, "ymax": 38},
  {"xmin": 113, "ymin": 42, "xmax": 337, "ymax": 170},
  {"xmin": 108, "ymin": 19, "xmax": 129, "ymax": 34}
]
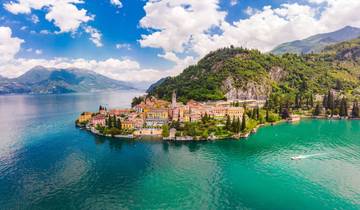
[{"xmin": 172, "ymin": 90, "xmax": 177, "ymax": 108}]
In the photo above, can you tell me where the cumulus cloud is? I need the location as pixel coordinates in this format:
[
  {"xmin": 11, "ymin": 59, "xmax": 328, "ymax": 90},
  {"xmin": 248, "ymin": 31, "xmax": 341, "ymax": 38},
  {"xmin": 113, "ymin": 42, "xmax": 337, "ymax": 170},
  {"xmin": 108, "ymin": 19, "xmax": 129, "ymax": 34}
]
[
  {"xmin": 4, "ymin": 0, "xmax": 93, "ymax": 32},
  {"xmin": 0, "ymin": 26, "xmax": 24, "ymax": 63},
  {"xmin": 84, "ymin": 26, "xmax": 103, "ymax": 47},
  {"xmin": 3, "ymin": 0, "xmax": 101, "ymax": 46},
  {"xmin": 110, "ymin": 0, "xmax": 122, "ymax": 8},
  {"xmin": 230, "ymin": 0, "xmax": 238, "ymax": 6},
  {"xmin": 0, "ymin": 26, "xmax": 163, "ymax": 82},
  {"xmin": 139, "ymin": 0, "xmax": 360, "ymax": 61}
]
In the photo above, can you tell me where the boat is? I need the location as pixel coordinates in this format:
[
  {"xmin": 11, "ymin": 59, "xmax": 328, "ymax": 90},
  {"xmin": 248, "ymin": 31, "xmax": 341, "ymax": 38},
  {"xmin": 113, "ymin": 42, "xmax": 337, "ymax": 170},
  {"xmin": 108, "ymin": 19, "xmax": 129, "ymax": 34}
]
[{"xmin": 291, "ymin": 156, "xmax": 302, "ymax": 160}]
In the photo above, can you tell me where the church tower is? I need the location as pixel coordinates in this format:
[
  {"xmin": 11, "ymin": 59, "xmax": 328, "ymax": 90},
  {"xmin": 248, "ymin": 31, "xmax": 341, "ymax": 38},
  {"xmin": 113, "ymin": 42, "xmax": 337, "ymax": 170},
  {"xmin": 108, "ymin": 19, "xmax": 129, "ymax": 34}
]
[{"xmin": 172, "ymin": 90, "xmax": 177, "ymax": 108}]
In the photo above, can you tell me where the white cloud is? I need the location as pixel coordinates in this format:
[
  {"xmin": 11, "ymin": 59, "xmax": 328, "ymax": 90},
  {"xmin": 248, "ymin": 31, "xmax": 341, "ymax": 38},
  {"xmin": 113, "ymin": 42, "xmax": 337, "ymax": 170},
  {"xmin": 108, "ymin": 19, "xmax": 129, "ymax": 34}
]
[
  {"xmin": 0, "ymin": 26, "xmax": 24, "ymax": 63},
  {"xmin": 30, "ymin": 14, "xmax": 39, "ymax": 23},
  {"xmin": 84, "ymin": 26, "xmax": 103, "ymax": 47},
  {"xmin": 230, "ymin": 0, "xmax": 238, "ymax": 6},
  {"xmin": 139, "ymin": 0, "xmax": 226, "ymax": 53},
  {"xmin": 244, "ymin": 6, "xmax": 259, "ymax": 16},
  {"xmin": 39, "ymin": 29, "xmax": 51, "ymax": 34},
  {"xmin": 35, "ymin": 49, "xmax": 42, "ymax": 55},
  {"xmin": 4, "ymin": 0, "xmax": 93, "ymax": 33},
  {"xmin": 45, "ymin": 1, "xmax": 93, "ymax": 33},
  {"xmin": 139, "ymin": 0, "xmax": 360, "ymax": 63},
  {"xmin": 116, "ymin": 43, "xmax": 131, "ymax": 50},
  {"xmin": 110, "ymin": 0, "xmax": 122, "ymax": 8}
]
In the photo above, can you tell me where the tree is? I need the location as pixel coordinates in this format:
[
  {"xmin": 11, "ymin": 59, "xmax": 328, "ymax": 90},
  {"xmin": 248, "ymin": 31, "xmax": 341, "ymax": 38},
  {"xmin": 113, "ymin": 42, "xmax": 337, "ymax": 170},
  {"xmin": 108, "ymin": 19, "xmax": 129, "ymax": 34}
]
[
  {"xmin": 313, "ymin": 103, "xmax": 321, "ymax": 116},
  {"xmin": 117, "ymin": 118, "xmax": 122, "ymax": 129},
  {"xmin": 339, "ymin": 98, "xmax": 348, "ymax": 117},
  {"xmin": 352, "ymin": 101, "xmax": 360, "ymax": 118},
  {"xmin": 241, "ymin": 114, "xmax": 246, "ymax": 131},
  {"xmin": 309, "ymin": 94, "xmax": 314, "ymax": 108},
  {"xmin": 327, "ymin": 91, "xmax": 335, "ymax": 114},
  {"xmin": 225, "ymin": 115, "xmax": 231, "ymax": 130},
  {"xmin": 231, "ymin": 116, "xmax": 237, "ymax": 132},
  {"xmin": 281, "ymin": 108, "xmax": 290, "ymax": 119},
  {"xmin": 162, "ymin": 124, "xmax": 170, "ymax": 137},
  {"xmin": 266, "ymin": 109, "xmax": 269, "ymax": 122},
  {"xmin": 323, "ymin": 94, "xmax": 328, "ymax": 109}
]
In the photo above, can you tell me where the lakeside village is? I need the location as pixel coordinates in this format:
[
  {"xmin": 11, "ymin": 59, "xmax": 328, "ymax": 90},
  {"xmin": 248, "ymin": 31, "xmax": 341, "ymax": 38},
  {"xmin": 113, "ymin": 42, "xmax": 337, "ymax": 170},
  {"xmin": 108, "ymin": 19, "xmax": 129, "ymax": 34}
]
[{"xmin": 76, "ymin": 90, "xmax": 360, "ymax": 141}]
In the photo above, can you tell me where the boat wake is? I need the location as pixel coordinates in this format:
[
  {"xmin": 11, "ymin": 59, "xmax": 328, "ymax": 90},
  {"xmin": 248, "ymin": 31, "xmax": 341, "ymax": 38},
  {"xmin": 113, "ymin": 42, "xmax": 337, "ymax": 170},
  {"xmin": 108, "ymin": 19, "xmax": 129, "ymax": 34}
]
[{"xmin": 291, "ymin": 153, "xmax": 326, "ymax": 160}]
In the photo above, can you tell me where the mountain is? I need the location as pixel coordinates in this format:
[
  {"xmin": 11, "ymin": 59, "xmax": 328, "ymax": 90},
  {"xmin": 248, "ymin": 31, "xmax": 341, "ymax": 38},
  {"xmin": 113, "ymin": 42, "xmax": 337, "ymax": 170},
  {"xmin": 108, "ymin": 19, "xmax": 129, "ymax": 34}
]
[
  {"xmin": 146, "ymin": 77, "xmax": 169, "ymax": 93},
  {"xmin": 0, "ymin": 66, "xmax": 136, "ymax": 95},
  {"xmin": 271, "ymin": 26, "xmax": 360, "ymax": 55},
  {"xmin": 147, "ymin": 41, "xmax": 360, "ymax": 103}
]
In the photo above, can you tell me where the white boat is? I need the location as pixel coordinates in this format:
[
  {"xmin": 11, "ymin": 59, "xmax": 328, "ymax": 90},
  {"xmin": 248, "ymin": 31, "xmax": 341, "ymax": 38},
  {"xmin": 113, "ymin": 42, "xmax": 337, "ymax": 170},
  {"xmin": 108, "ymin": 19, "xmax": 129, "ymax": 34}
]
[{"xmin": 291, "ymin": 156, "xmax": 302, "ymax": 160}]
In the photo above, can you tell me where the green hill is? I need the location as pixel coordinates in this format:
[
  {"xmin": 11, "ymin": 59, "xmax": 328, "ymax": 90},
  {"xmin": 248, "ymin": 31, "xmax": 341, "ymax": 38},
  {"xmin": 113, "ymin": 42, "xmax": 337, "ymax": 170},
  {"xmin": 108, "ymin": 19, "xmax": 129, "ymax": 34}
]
[{"xmin": 148, "ymin": 41, "xmax": 360, "ymax": 103}]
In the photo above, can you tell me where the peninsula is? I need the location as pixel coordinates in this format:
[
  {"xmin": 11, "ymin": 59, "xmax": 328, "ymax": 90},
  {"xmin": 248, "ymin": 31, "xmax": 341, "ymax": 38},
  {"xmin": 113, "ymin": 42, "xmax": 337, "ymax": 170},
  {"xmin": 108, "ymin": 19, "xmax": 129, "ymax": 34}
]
[{"xmin": 76, "ymin": 37, "xmax": 360, "ymax": 140}]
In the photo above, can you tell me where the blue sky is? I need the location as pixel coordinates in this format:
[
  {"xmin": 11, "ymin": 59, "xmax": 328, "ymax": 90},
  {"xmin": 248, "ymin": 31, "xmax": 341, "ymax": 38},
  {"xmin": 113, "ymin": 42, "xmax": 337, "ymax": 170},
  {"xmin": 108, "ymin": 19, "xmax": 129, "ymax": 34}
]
[{"xmin": 0, "ymin": 0, "xmax": 359, "ymax": 83}]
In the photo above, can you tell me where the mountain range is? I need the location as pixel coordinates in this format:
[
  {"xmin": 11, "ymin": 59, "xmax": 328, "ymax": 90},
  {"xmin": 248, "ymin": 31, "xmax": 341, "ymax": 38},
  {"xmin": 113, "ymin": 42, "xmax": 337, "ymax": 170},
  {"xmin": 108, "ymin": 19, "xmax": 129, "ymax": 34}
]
[
  {"xmin": 0, "ymin": 66, "xmax": 136, "ymax": 95},
  {"xmin": 271, "ymin": 26, "xmax": 360, "ymax": 55}
]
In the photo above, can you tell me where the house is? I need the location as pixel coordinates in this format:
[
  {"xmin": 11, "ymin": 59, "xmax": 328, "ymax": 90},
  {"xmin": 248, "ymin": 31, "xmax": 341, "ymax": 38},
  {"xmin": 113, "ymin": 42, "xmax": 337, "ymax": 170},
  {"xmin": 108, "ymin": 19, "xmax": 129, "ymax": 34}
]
[
  {"xmin": 109, "ymin": 109, "xmax": 131, "ymax": 116},
  {"xmin": 78, "ymin": 112, "xmax": 93, "ymax": 123},
  {"xmin": 226, "ymin": 107, "xmax": 244, "ymax": 119},
  {"xmin": 133, "ymin": 128, "xmax": 162, "ymax": 136},
  {"xmin": 145, "ymin": 108, "xmax": 169, "ymax": 127},
  {"xmin": 91, "ymin": 114, "xmax": 106, "ymax": 127},
  {"xmin": 121, "ymin": 120, "xmax": 134, "ymax": 129}
]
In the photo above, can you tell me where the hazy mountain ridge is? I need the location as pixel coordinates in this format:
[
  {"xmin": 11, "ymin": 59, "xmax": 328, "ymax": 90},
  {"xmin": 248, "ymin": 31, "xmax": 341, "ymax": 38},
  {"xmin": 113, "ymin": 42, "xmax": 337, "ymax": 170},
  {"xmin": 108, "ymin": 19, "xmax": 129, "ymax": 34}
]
[
  {"xmin": 0, "ymin": 66, "xmax": 136, "ymax": 95},
  {"xmin": 271, "ymin": 26, "xmax": 360, "ymax": 55}
]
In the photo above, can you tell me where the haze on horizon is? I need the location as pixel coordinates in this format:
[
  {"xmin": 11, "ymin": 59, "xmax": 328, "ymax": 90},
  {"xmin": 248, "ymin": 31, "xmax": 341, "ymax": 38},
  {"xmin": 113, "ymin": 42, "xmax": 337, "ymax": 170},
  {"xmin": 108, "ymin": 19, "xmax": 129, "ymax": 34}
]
[{"xmin": 1, "ymin": 0, "xmax": 360, "ymax": 85}]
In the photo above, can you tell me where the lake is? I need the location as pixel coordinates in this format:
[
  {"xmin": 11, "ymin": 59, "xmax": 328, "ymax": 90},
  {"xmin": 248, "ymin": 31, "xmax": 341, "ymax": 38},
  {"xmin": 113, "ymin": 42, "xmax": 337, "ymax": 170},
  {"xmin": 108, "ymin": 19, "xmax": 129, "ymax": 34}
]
[{"xmin": 0, "ymin": 92, "xmax": 359, "ymax": 209}]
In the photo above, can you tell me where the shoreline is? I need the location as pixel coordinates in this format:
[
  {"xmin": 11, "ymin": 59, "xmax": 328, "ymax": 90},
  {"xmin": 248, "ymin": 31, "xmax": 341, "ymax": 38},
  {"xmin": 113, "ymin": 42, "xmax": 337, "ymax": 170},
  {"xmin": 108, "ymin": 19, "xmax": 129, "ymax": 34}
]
[{"xmin": 78, "ymin": 116, "xmax": 359, "ymax": 142}]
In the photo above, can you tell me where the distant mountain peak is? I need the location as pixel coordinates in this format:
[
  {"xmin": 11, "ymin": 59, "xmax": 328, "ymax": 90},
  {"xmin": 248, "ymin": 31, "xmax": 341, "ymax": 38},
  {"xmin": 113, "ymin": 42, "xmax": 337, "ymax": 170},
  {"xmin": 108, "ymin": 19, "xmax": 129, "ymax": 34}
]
[
  {"xmin": 0, "ymin": 66, "xmax": 137, "ymax": 95},
  {"xmin": 271, "ymin": 26, "xmax": 360, "ymax": 55}
]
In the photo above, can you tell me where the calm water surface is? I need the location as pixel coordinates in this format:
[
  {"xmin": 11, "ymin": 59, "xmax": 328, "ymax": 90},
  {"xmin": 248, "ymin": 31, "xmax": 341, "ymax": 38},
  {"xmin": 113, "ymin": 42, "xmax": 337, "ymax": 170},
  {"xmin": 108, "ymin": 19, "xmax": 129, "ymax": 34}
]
[{"xmin": 0, "ymin": 92, "xmax": 359, "ymax": 210}]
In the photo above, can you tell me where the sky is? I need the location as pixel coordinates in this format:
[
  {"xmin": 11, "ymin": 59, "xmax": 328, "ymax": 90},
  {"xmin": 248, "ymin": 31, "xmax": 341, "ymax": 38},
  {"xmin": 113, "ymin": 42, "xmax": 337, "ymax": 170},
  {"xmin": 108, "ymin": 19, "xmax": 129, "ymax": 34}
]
[{"xmin": 1, "ymin": 0, "xmax": 360, "ymax": 84}]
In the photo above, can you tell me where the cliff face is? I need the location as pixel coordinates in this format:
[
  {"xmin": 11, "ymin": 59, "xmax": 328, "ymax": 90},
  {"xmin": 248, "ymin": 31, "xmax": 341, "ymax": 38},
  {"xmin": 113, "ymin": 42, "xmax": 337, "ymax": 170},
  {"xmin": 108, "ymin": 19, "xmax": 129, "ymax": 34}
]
[{"xmin": 222, "ymin": 76, "xmax": 270, "ymax": 100}]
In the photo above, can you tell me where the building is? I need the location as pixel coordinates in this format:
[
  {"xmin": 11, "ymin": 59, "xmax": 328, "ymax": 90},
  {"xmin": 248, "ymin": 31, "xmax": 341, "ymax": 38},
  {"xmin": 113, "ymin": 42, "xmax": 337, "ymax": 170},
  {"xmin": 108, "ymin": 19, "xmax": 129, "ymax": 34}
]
[
  {"xmin": 133, "ymin": 128, "xmax": 162, "ymax": 136},
  {"xmin": 78, "ymin": 112, "xmax": 93, "ymax": 123},
  {"xmin": 121, "ymin": 120, "xmax": 135, "ymax": 129},
  {"xmin": 91, "ymin": 114, "xmax": 106, "ymax": 127},
  {"xmin": 109, "ymin": 109, "xmax": 131, "ymax": 116},
  {"xmin": 226, "ymin": 107, "xmax": 244, "ymax": 119},
  {"xmin": 145, "ymin": 108, "xmax": 169, "ymax": 127}
]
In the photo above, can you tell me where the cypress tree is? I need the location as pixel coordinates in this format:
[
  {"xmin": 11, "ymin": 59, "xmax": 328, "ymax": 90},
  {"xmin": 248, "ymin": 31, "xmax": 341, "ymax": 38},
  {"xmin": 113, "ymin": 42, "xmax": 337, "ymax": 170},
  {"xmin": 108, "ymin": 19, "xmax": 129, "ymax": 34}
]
[
  {"xmin": 309, "ymin": 94, "xmax": 314, "ymax": 108},
  {"xmin": 231, "ymin": 116, "xmax": 236, "ymax": 132},
  {"xmin": 117, "ymin": 118, "xmax": 122, "ymax": 129},
  {"xmin": 225, "ymin": 115, "xmax": 231, "ymax": 130},
  {"xmin": 266, "ymin": 109, "xmax": 269, "ymax": 122},
  {"xmin": 313, "ymin": 103, "xmax": 321, "ymax": 116},
  {"xmin": 352, "ymin": 101, "xmax": 360, "ymax": 118},
  {"xmin": 323, "ymin": 94, "xmax": 328, "ymax": 109},
  {"xmin": 241, "ymin": 114, "xmax": 246, "ymax": 131},
  {"xmin": 339, "ymin": 98, "xmax": 348, "ymax": 117}
]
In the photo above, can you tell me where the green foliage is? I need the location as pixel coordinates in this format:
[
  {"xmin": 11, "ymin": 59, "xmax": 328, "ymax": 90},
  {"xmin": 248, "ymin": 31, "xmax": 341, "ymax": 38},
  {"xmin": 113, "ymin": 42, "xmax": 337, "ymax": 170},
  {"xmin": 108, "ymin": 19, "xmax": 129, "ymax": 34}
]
[
  {"xmin": 148, "ymin": 45, "xmax": 360, "ymax": 103},
  {"xmin": 131, "ymin": 96, "xmax": 144, "ymax": 107},
  {"xmin": 162, "ymin": 124, "xmax": 170, "ymax": 137}
]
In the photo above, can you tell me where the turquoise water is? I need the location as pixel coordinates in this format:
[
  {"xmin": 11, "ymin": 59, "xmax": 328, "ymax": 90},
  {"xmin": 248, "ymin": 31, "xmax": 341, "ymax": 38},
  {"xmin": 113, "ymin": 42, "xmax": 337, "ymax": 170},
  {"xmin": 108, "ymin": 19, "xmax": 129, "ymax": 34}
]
[{"xmin": 0, "ymin": 92, "xmax": 359, "ymax": 210}]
